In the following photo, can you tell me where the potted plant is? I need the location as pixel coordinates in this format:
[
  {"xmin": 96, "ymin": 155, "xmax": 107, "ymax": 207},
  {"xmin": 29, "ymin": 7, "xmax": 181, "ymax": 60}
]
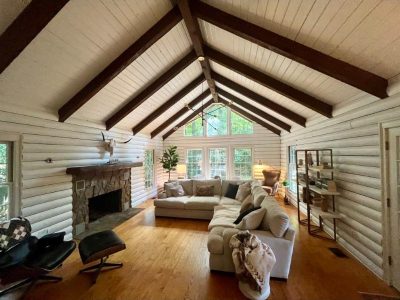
[
  {"xmin": 282, "ymin": 180, "xmax": 290, "ymax": 205},
  {"xmin": 159, "ymin": 145, "xmax": 179, "ymax": 181}
]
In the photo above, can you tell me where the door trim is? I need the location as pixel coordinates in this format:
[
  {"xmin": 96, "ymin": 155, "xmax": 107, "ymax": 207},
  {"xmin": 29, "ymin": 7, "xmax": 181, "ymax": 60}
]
[{"xmin": 380, "ymin": 119, "xmax": 400, "ymax": 285}]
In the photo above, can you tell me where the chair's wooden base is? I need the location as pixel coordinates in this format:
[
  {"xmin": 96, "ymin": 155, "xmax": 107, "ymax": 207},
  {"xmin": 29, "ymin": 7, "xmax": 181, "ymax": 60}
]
[{"xmin": 80, "ymin": 257, "xmax": 123, "ymax": 284}]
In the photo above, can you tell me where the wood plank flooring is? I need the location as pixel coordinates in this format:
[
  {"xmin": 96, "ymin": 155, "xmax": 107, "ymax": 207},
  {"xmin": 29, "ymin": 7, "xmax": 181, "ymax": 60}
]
[{"xmin": 18, "ymin": 199, "xmax": 400, "ymax": 300}]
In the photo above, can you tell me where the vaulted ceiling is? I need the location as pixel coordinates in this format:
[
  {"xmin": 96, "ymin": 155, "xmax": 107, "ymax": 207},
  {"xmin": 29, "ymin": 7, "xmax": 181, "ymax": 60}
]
[{"xmin": 1, "ymin": 0, "xmax": 400, "ymax": 139}]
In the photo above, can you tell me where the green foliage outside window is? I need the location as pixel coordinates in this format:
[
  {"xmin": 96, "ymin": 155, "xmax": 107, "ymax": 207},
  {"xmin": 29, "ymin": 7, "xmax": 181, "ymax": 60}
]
[
  {"xmin": 184, "ymin": 117, "xmax": 203, "ymax": 136},
  {"xmin": 233, "ymin": 148, "xmax": 252, "ymax": 180},
  {"xmin": 206, "ymin": 104, "xmax": 228, "ymax": 136},
  {"xmin": 231, "ymin": 111, "xmax": 253, "ymax": 135}
]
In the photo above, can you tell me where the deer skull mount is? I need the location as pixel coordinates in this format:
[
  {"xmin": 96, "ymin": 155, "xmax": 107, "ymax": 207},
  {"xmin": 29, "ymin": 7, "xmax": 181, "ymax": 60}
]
[{"xmin": 101, "ymin": 132, "xmax": 132, "ymax": 162}]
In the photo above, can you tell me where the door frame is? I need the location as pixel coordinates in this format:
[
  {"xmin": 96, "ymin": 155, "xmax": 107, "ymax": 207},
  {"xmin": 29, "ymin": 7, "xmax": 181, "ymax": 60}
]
[{"xmin": 380, "ymin": 119, "xmax": 400, "ymax": 285}]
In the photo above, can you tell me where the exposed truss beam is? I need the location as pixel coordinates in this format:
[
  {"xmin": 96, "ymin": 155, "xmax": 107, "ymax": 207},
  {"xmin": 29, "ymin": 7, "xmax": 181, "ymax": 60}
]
[
  {"xmin": 218, "ymin": 98, "xmax": 280, "ymax": 136},
  {"xmin": 105, "ymin": 50, "xmax": 197, "ymax": 130},
  {"xmin": 163, "ymin": 99, "xmax": 213, "ymax": 140},
  {"xmin": 0, "ymin": 0, "xmax": 69, "ymax": 74},
  {"xmin": 205, "ymin": 46, "xmax": 332, "ymax": 118},
  {"xmin": 58, "ymin": 6, "xmax": 182, "ymax": 122},
  {"xmin": 151, "ymin": 90, "xmax": 211, "ymax": 138},
  {"xmin": 132, "ymin": 75, "xmax": 205, "ymax": 134},
  {"xmin": 193, "ymin": 1, "xmax": 388, "ymax": 99},
  {"xmin": 218, "ymin": 89, "xmax": 291, "ymax": 132},
  {"xmin": 177, "ymin": 0, "xmax": 218, "ymax": 102},
  {"xmin": 213, "ymin": 72, "xmax": 306, "ymax": 126}
]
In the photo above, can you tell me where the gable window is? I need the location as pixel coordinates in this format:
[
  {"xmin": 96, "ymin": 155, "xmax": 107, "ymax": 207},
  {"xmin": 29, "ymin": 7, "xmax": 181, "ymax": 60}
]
[
  {"xmin": 231, "ymin": 111, "xmax": 253, "ymax": 135},
  {"xmin": 186, "ymin": 149, "xmax": 202, "ymax": 179},
  {"xmin": 184, "ymin": 117, "xmax": 203, "ymax": 136},
  {"xmin": 233, "ymin": 148, "xmax": 252, "ymax": 180},
  {"xmin": 206, "ymin": 104, "xmax": 228, "ymax": 136},
  {"xmin": 209, "ymin": 148, "xmax": 227, "ymax": 179},
  {"xmin": 0, "ymin": 142, "xmax": 12, "ymax": 221},
  {"xmin": 144, "ymin": 150, "xmax": 154, "ymax": 189}
]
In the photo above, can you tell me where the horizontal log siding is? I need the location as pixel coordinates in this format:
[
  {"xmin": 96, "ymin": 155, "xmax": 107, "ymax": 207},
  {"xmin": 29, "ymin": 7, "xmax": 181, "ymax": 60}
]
[
  {"xmin": 0, "ymin": 109, "xmax": 163, "ymax": 239},
  {"xmin": 281, "ymin": 93, "xmax": 400, "ymax": 278}
]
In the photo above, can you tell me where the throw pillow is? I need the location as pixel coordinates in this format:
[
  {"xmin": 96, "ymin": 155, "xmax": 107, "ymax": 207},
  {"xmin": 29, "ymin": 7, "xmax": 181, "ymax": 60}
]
[
  {"xmin": 164, "ymin": 181, "xmax": 178, "ymax": 197},
  {"xmin": 235, "ymin": 208, "xmax": 266, "ymax": 230},
  {"xmin": 260, "ymin": 199, "xmax": 290, "ymax": 237},
  {"xmin": 233, "ymin": 206, "xmax": 261, "ymax": 224},
  {"xmin": 170, "ymin": 184, "xmax": 185, "ymax": 197},
  {"xmin": 235, "ymin": 182, "xmax": 251, "ymax": 202},
  {"xmin": 239, "ymin": 194, "xmax": 254, "ymax": 213},
  {"xmin": 196, "ymin": 185, "xmax": 214, "ymax": 196},
  {"xmin": 252, "ymin": 186, "xmax": 267, "ymax": 207},
  {"xmin": 225, "ymin": 183, "xmax": 239, "ymax": 199}
]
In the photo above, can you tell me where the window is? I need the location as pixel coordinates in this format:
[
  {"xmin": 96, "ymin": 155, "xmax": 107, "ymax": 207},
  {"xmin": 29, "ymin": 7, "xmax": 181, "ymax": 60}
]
[
  {"xmin": 184, "ymin": 117, "xmax": 203, "ymax": 136},
  {"xmin": 233, "ymin": 148, "xmax": 252, "ymax": 180},
  {"xmin": 186, "ymin": 149, "xmax": 202, "ymax": 179},
  {"xmin": 231, "ymin": 111, "xmax": 253, "ymax": 135},
  {"xmin": 144, "ymin": 150, "xmax": 154, "ymax": 189},
  {"xmin": 288, "ymin": 146, "xmax": 297, "ymax": 193},
  {"xmin": 206, "ymin": 104, "xmax": 228, "ymax": 136},
  {"xmin": 209, "ymin": 148, "xmax": 227, "ymax": 179},
  {"xmin": 0, "ymin": 143, "xmax": 12, "ymax": 221}
]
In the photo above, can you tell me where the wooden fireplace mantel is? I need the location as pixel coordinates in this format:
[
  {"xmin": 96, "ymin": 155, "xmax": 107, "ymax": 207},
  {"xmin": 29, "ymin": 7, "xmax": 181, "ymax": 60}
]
[{"xmin": 66, "ymin": 162, "xmax": 143, "ymax": 176}]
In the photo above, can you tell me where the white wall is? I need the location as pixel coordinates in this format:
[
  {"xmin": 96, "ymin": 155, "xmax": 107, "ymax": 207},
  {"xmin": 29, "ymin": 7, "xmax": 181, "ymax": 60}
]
[
  {"xmin": 280, "ymin": 91, "xmax": 400, "ymax": 279},
  {"xmin": 164, "ymin": 123, "xmax": 281, "ymax": 180},
  {"xmin": 0, "ymin": 104, "xmax": 163, "ymax": 240}
]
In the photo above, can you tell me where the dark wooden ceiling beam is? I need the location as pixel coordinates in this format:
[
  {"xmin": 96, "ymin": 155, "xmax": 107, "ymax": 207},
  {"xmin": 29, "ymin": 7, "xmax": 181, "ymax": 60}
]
[
  {"xmin": 177, "ymin": 0, "xmax": 218, "ymax": 102},
  {"xmin": 0, "ymin": 0, "xmax": 69, "ymax": 74},
  {"xmin": 132, "ymin": 75, "xmax": 205, "ymax": 134},
  {"xmin": 151, "ymin": 90, "xmax": 211, "ymax": 138},
  {"xmin": 213, "ymin": 72, "xmax": 306, "ymax": 126},
  {"xmin": 58, "ymin": 6, "xmax": 182, "ymax": 122},
  {"xmin": 105, "ymin": 50, "xmax": 197, "ymax": 130},
  {"xmin": 217, "ymin": 89, "xmax": 291, "ymax": 132},
  {"xmin": 193, "ymin": 1, "xmax": 388, "ymax": 99},
  {"xmin": 218, "ymin": 98, "xmax": 280, "ymax": 136},
  {"xmin": 205, "ymin": 46, "xmax": 332, "ymax": 117},
  {"xmin": 163, "ymin": 99, "xmax": 213, "ymax": 140}
]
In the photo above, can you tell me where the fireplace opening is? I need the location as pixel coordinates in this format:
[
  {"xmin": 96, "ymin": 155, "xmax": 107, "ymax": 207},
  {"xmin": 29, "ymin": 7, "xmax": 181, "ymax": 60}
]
[{"xmin": 89, "ymin": 189, "xmax": 122, "ymax": 222}]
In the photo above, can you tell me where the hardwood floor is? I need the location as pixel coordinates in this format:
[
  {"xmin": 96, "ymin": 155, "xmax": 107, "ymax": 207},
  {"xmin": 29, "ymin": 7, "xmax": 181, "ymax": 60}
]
[{"xmin": 17, "ymin": 199, "xmax": 399, "ymax": 300}]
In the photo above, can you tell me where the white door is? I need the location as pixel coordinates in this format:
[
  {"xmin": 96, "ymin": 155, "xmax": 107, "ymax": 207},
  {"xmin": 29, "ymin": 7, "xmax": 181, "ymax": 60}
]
[{"xmin": 389, "ymin": 127, "xmax": 400, "ymax": 290}]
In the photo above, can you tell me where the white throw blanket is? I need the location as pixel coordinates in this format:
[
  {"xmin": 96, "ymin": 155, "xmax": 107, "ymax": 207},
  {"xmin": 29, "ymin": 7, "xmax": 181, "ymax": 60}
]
[{"xmin": 230, "ymin": 231, "xmax": 276, "ymax": 298}]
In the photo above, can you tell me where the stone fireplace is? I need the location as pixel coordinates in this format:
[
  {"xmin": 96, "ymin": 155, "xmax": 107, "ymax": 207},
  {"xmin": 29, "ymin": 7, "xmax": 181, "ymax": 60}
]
[{"xmin": 66, "ymin": 162, "xmax": 142, "ymax": 236}]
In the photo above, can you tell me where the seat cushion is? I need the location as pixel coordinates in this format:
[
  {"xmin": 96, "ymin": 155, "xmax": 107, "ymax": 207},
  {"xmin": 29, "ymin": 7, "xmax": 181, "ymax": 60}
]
[
  {"xmin": 79, "ymin": 230, "xmax": 125, "ymax": 264},
  {"xmin": 154, "ymin": 197, "xmax": 188, "ymax": 209},
  {"xmin": 27, "ymin": 240, "xmax": 76, "ymax": 270},
  {"xmin": 184, "ymin": 196, "xmax": 220, "ymax": 211},
  {"xmin": 220, "ymin": 197, "xmax": 241, "ymax": 206},
  {"xmin": 208, "ymin": 205, "xmax": 240, "ymax": 230}
]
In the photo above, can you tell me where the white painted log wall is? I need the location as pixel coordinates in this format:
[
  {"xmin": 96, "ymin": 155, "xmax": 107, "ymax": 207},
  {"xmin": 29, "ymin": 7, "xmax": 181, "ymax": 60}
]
[
  {"xmin": 281, "ymin": 92, "xmax": 400, "ymax": 278},
  {"xmin": 165, "ymin": 123, "xmax": 280, "ymax": 179},
  {"xmin": 0, "ymin": 108, "xmax": 164, "ymax": 240}
]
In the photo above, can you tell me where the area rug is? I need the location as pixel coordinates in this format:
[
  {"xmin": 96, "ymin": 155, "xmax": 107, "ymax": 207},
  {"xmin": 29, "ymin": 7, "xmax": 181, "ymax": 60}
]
[{"xmin": 75, "ymin": 207, "xmax": 144, "ymax": 240}]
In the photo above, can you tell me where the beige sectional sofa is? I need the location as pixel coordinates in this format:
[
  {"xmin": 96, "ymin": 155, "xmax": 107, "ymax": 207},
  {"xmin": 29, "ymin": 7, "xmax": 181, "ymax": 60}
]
[{"xmin": 154, "ymin": 178, "xmax": 295, "ymax": 279}]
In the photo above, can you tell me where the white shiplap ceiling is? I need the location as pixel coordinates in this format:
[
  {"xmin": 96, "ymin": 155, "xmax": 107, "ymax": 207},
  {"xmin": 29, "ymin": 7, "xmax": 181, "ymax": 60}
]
[{"xmin": 1, "ymin": 0, "xmax": 400, "ymax": 137}]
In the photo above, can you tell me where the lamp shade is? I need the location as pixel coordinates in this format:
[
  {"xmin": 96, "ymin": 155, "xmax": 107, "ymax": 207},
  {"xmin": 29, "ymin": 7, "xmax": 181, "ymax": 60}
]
[
  {"xmin": 176, "ymin": 164, "xmax": 187, "ymax": 174},
  {"xmin": 253, "ymin": 164, "xmax": 265, "ymax": 180}
]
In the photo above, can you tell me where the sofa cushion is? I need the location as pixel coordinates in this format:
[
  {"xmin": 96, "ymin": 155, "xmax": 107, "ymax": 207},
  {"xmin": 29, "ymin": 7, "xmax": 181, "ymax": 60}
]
[
  {"xmin": 164, "ymin": 181, "xmax": 179, "ymax": 197},
  {"xmin": 260, "ymin": 198, "xmax": 290, "ymax": 238},
  {"xmin": 170, "ymin": 184, "xmax": 185, "ymax": 197},
  {"xmin": 233, "ymin": 206, "xmax": 261, "ymax": 224},
  {"xmin": 154, "ymin": 197, "xmax": 188, "ymax": 209},
  {"xmin": 235, "ymin": 182, "xmax": 251, "ymax": 202},
  {"xmin": 221, "ymin": 180, "xmax": 246, "ymax": 197},
  {"xmin": 193, "ymin": 179, "xmax": 221, "ymax": 196},
  {"xmin": 208, "ymin": 227, "xmax": 224, "ymax": 254},
  {"xmin": 239, "ymin": 194, "xmax": 254, "ymax": 213},
  {"xmin": 185, "ymin": 196, "xmax": 220, "ymax": 211},
  {"xmin": 178, "ymin": 179, "xmax": 193, "ymax": 195},
  {"xmin": 252, "ymin": 186, "xmax": 267, "ymax": 207},
  {"xmin": 195, "ymin": 185, "xmax": 214, "ymax": 196},
  {"xmin": 225, "ymin": 183, "xmax": 239, "ymax": 199},
  {"xmin": 220, "ymin": 197, "xmax": 241, "ymax": 206},
  {"xmin": 235, "ymin": 208, "xmax": 266, "ymax": 230},
  {"xmin": 208, "ymin": 205, "xmax": 240, "ymax": 230}
]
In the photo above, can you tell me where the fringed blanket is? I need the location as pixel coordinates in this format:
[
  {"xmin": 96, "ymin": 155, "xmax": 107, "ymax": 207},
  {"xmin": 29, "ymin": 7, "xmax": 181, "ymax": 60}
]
[{"xmin": 229, "ymin": 231, "xmax": 276, "ymax": 292}]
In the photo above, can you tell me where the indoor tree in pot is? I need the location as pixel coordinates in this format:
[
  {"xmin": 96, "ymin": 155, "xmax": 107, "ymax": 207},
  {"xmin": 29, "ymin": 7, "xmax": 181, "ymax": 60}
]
[{"xmin": 160, "ymin": 145, "xmax": 179, "ymax": 181}]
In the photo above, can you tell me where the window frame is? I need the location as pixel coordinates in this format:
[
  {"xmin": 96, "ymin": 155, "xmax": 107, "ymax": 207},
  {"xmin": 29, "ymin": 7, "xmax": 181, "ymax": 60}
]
[
  {"xmin": 208, "ymin": 147, "xmax": 228, "ymax": 179},
  {"xmin": 144, "ymin": 149, "xmax": 155, "ymax": 190},
  {"xmin": 232, "ymin": 147, "xmax": 253, "ymax": 180},
  {"xmin": 186, "ymin": 149, "xmax": 203, "ymax": 179}
]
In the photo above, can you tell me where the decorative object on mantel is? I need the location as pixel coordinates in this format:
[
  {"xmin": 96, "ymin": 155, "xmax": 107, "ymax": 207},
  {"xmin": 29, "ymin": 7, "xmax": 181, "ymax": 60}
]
[
  {"xmin": 159, "ymin": 145, "xmax": 179, "ymax": 181},
  {"xmin": 101, "ymin": 131, "xmax": 132, "ymax": 164}
]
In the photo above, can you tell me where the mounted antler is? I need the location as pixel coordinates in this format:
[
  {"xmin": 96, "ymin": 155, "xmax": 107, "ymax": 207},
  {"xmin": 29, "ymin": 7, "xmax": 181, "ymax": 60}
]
[{"xmin": 101, "ymin": 132, "xmax": 132, "ymax": 158}]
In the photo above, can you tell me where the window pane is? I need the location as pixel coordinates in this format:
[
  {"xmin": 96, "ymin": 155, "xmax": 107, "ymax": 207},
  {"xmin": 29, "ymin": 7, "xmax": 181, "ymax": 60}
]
[
  {"xmin": 231, "ymin": 112, "xmax": 253, "ymax": 135},
  {"xmin": 288, "ymin": 146, "xmax": 297, "ymax": 193},
  {"xmin": 0, "ymin": 143, "xmax": 9, "ymax": 183},
  {"xmin": 0, "ymin": 143, "xmax": 10, "ymax": 221},
  {"xmin": 187, "ymin": 149, "xmax": 202, "ymax": 179},
  {"xmin": 209, "ymin": 148, "xmax": 227, "ymax": 179},
  {"xmin": 206, "ymin": 104, "xmax": 227, "ymax": 136},
  {"xmin": 233, "ymin": 148, "xmax": 252, "ymax": 180},
  {"xmin": 0, "ymin": 185, "xmax": 10, "ymax": 222},
  {"xmin": 184, "ymin": 117, "xmax": 203, "ymax": 136},
  {"xmin": 144, "ymin": 150, "xmax": 154, "ymax": 189}
]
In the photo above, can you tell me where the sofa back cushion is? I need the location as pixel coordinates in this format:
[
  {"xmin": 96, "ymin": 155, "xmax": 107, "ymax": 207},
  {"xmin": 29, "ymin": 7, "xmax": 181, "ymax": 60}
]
[
  {"xmin": 252, "ymin": 186, "xmax": 267, "ymax": 207},
  {"xmin": 260, "ymin": 197, "xmax": 290, "ymax": 238},
  {"xmin": 239, "ymin": 195, "xmax": 254, "ymax": 213},
  {"xmin": 178, "ymin": 179, "xmax": 193, "ymax": 195},
  {"xmin": 235, "ymin": 182, "xmax": 251, "ymax": 202},
  {"xmin": 235, "ymin": 208, "xmax": 266, "ymax": 230},
  {"xmin": 193, "ymin": 179, "xmax": 221, "ymax": 196}
]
